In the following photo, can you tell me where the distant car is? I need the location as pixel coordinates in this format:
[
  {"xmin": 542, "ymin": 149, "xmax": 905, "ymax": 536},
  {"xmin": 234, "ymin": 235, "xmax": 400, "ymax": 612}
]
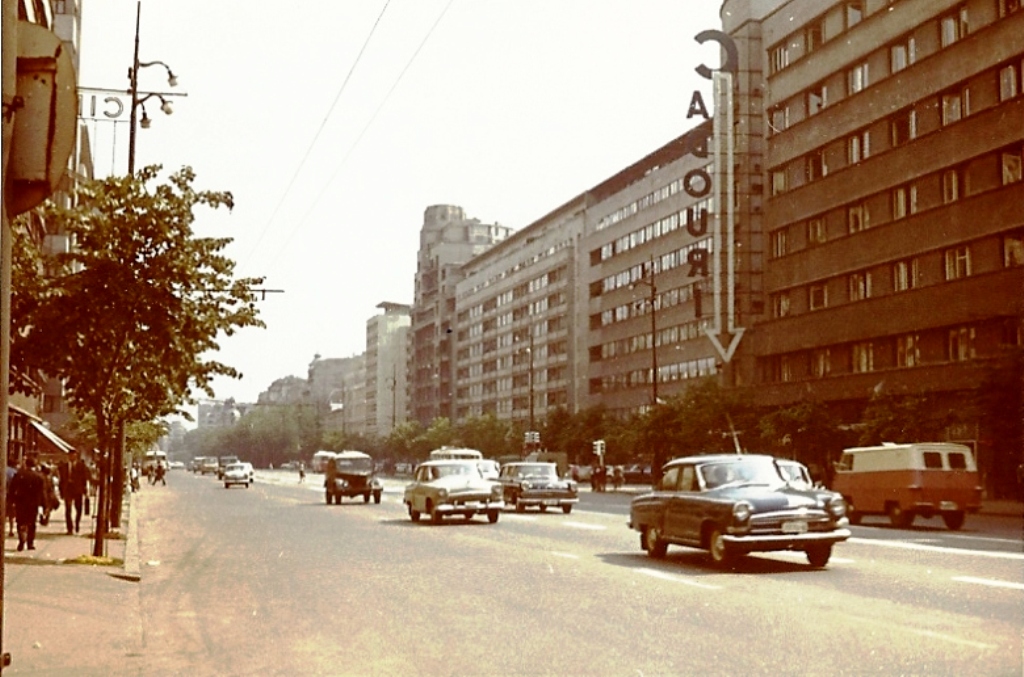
[
  {"xmin": 223, "ymin": 462, "xmax": 251, "ymax": 489},
  {"xmin": 623, "ymin": 464, "xmax": 653, "ymax": 485},
  {"xmin": 199, "ymin": 457, "xmax": 220, "ymax": 475},
  {"xmin": 168, "ymin": 461, "xmax": 185, "ymax": 470},
  {"xmin": 404, "ymin": 460, "xmax": 503, "ymax": 524},
  {"xmin": 217, "ymin": 455, "xmax": 240, "ymax": 479},
  {"xmin": 477, "ymin": 459, "xmax": 500, "ymax": 481},
  {"xmin": 629, "ymin": 454, "xmax": 850, "ymax": 568},
  {"xmin": 498, "ymin": 462, "xmax": 578, "ymax": 514},
  {"xmin": 324, "ymin": 451, "xmax": 382, "ymax": 504}
]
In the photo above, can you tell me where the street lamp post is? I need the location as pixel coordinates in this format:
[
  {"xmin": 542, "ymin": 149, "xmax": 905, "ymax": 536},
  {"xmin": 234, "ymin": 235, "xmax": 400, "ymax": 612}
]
[
  {"xmin": 634, "ymin": 255, "xmax": 658, "ymax": 407},
  {"xmin": 127, "ymin": 0, "xmax": 179, "ymax": 175}
]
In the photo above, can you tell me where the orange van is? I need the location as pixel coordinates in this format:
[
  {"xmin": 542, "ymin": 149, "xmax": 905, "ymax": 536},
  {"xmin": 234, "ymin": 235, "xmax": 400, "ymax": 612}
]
[{"xmin": 831, "ymin": 442, "xmax": 982, "ymax": 530}]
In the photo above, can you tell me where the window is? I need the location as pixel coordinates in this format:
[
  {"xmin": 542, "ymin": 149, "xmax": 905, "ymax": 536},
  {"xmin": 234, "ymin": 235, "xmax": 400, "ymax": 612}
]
[
  {"xmin": 807, "ymin": 83, "xmax": 828, "ymax": 116},
  {"xmin": 942, "ymin": 167, "xmax": 966, "ymax": 203},
  {"xmin": 809, "ymin": 284, "xmax": 828, "ymax": 310},
  {"xmin": 944, "ymin": 246, "xmax": 972, "ymax": 280},
  {"xmin": 896, "ymin": 334, "xmax": 920, "ymax": 367},
  {"xmin": 770, "ymin": 44, "xmax": 790, "ymax": 74},
  {"xmin": 771, "ymin": 169, "xmax": 788, "ymax": 196},
  {"xmin": 848, "ymin": 62, "xmax": 869, "ymax": 94},
  {"xmin": 769, "ymin": 105, "xmax": 790, "ymax": 135},
  {"xmin": 940, "ymin": 7, "xmax": 968, "ymax": 48},
  {"xmin": 1002, "ymin": 147, "xmax": 1023, "ymax": 185},
  {"xmin": 848, "ymin": 202, "xmax": 869, "ymax": 233},
  {"xmin": 845, "ymin": 1, "xmax": 863, "ymax": 28},
  {"xmin": 772, "ymin": 292, "xmax": 791, "ymax": 318},
  {"xmin": 891, "ymin": 109, "xmax": 916, "ymax": 146},
  {"xmin": 780, "ymin": 355, "xmax": 794, "ymax": 382},
  {"xmin": 805, "ymin": 20, "xmax": 824, "ymax": 53},
  {"xmin": 1001, "ymin": 0, "xmax": 1023, "ymax": 16},
  {"xmin": 1004, "ymin": 232, "xmax": 1024, "ymax": 267},
  {"xmin": 852, "ymin": 342, "xmax": 874, "ymax": 373},
  {"xmin": 770, "ymin": 228, "xmax": 789, "ymax": 258},
  {"xmin": 849, "ymin": 272, "xmax": 872, "ymax": 301},
  {"xmin": 806, "ymin": 151, "xmax": 828, "ymax": 181},
  {"xmin": 890, "ymin": 37, "xmax": 916, "ymax": 73},
  {"xmin": 947, "ymin": 326, "xmax": 975, "ymax": 361},
  {"xmin": 807, "ymin": 217, "xmax": 826, "ymax": 244},
  {"xmin": 941, "ymin": 87, "xmax": 970, "ymax": 125},
  {"xmin": 893, "ymin": 258, "xmax": 919, "ymax": 292},
  {"xmin": 848, "ymin": 130, "xmax": 870, "ymax": 164},
  {"xmin": 812, "ymin": 348, "xmax": 831, "ymax": 377},
  {"xmin": 999, "ymin": 61, "xmax": 1021, "ymax": 101},
  {"xmin": 892, "ymin": 184, "xmax": 917, "ymax": 219}
]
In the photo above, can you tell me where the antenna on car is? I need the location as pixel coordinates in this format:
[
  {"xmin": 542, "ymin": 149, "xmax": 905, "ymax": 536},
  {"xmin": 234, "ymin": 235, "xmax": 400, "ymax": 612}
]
[{"xmin": 726, "ymin": 413, "xmax": 743, "ymax": 454}]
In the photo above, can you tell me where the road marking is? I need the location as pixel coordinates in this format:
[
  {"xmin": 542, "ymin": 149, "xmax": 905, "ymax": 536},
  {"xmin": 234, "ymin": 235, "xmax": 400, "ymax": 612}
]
[
  {"xmin": 760, "ymin": 551, "xmax": 855, "ymax": 564},
  {"xmin": 636, "ymin": 567, "xmax": 721, "ymax": 589},
  {"xmin": 943, "ymin": 534, "xmax": 1022, "ymax": 545},
  {"xmin": 907, "ymin": 628, "xmax": 997, "ymax": 650},
  {"xmin": 848, "ymin": 537, "xmax": 1024, "ymax": 560},
  {"xmin": 551, "ymin": 552, "xmax": 580, "ymax": 560},
  {"xmin": 952, "ymin": 576, "xmax": 1024, "ymax": 591},
  {"xmin": 562, "ymin": 521, "xmax": 606, "ymax": 531},
  {"xmin": 503, "ymin": 513, "xmax": 538, "ymax": 522}
]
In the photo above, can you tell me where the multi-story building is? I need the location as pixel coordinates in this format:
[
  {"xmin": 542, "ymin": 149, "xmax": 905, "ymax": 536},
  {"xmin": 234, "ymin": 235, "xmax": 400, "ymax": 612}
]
[
  {"xmin": 454, "ymin": 198, "xmax": 582, "ymax": 429},
  {"xmin": 409, "ymin": 205, "xmax": 511, "ymax": 425},
  {"xmin": 365, "ymin": 302, "xmax": 410, "ymax": 436}
]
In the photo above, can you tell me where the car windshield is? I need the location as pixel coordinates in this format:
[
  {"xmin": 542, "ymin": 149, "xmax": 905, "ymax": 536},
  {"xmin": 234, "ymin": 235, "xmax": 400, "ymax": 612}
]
[
  {"xmin": 776, "ymin": 462, "xmax": 812, "ymax": 487},
  {"xmin": 514, "ymin": 464, "xmax": 557, "ymax": 479},
  {"xmin": 226, "ymin": 464, "xmax": 245, "ymax": 472},
  {"xmin": 430, "ymin": 463, "xmax": 480, "ymax": 479},
  {"xmin": 699, "ymin": 458, "xmax": 782, "ymax": 489},
  {"xmin": 335, "ymin": 457, "xmax": 372, "ymax": 472}
]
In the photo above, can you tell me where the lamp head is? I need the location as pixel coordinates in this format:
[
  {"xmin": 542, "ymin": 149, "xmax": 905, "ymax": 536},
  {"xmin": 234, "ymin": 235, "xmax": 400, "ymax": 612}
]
[
  {"xmin": 160, "ymin": 100, "xmax": 173, "ymax": 115},
  {"xmin": 140, "ymin": 112, "xmax": 151, "ymax": 129},
  {"xmin": 167, "ymin": 72, "xmax": 178, "ymax": 87}
]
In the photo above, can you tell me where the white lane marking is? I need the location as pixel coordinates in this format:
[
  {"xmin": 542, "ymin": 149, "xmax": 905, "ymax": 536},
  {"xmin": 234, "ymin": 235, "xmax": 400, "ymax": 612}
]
[
  {"xmin": 952, "ymin": 576, "xmax": 1024, "ymax": 591},
  {"xmin": 759, "ymin": 551, "xmax": 855, "ymax": 564},
  {"xmin": 562, "ymin": 521, "xmax": 606, "ymax": 531},
  {"xmin": 503, "ymin": 513, "xmax": 539, "ymax": 522},
  {"xmin": 907, "ymin": 628, "xmax": 997, "ymax": 650},
  {"xmin": 848, "ymin": 537, "xmax": 1024, "ymax": 560},
  {"xmin": 551, "ymin": 552, "xmax": 580, "ymax": 560},
  {"xmin": 943, "ymin": 534, "xmax": 1023, "ymax": 545},
  {"xmin": 636, "ymin": 567, "xmax": 721, "ymax": 589}
]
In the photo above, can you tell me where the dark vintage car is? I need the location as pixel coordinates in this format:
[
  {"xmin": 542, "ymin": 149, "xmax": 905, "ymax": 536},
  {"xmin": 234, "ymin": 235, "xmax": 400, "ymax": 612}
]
[
  {"xmin": 324, "ymin": 451, "xmax": 383, "ymax": 505},
  {"xmin": 498, "ymin": 462, "xmax": 578, "ymax": 513},
  {"xmin": 629, "ymin": 454, "xmax": 850, "ymax": 568}
]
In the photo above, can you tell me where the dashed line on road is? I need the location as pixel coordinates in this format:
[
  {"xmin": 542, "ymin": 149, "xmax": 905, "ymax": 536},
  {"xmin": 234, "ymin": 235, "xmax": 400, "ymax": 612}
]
[
  {"xmin": 848, "ymin": 537, "xmax": 1024, "ymax": 560},
  {"xmin": 636, "ymin": 567, "xmax": 721, "ymax": 589},
  {"xmin": 550, "ymin": 552, "xmax": 580, "ymax": 560},
  {"xmin": 562, "ymin": 521, "xmax": 606, "ymax": 531},
  {"xmin": 907, "ymin": 628, "xmax": 997, "ymax": 650},
  {"xmin": 952, "ymin": 576, "xmax": 1024, "ymax": 591}
]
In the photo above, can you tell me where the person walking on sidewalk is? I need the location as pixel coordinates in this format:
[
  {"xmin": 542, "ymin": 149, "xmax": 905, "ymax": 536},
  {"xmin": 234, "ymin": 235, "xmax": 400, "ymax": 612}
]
[
  {"xmin": 58, "ymin": 449, "xmax": 89, "ymax": 534},
  {"xmin": 9, "ymin": 455, "xmax": 46, "ymax": 551}
]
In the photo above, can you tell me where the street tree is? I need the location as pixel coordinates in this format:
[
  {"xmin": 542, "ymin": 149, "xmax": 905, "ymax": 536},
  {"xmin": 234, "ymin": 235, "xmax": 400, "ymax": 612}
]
[{"xmin": 13, "ymin": 166, "xmax": 264, "ymax": 554}]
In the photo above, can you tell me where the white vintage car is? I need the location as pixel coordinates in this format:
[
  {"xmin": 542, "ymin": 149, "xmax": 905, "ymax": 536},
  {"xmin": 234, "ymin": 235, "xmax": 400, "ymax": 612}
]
[{"xmin": 404, "ymin": 460, "xmax": 504, "ymax": 524}]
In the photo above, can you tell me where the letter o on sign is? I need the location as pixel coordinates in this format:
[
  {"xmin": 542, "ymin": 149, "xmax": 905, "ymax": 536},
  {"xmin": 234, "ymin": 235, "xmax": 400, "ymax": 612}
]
[{"xmin": 684, "ymin": 169, "xmax": 711, "ymax": 198}]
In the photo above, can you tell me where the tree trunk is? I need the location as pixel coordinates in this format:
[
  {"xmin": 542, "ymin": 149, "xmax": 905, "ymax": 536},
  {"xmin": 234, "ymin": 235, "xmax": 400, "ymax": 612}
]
[
  {"xmin": 92, "ymin": 413, "xmax": 109, "ymax": 557},
  {"xmin": 109, "ymin": 421, "xmax": 125, "ymax": 529}
]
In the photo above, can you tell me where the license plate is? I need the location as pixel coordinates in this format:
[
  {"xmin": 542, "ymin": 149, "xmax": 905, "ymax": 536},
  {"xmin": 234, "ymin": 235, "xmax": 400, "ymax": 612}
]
[
  {"xmin": 543, "ymin": 500, "xmax": 559, "ymax": 506},
  {"xmin": 939, "ymin": 501, "xmax": 959, "ymax": 510},
  {"xmin": 782, "ymin": 520, "xmax": 808, "ymax": 534}
]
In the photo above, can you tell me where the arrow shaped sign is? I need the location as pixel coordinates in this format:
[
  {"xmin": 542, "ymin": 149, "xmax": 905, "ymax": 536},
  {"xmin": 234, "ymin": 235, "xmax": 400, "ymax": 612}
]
[{"xmin": 705, "ymin": 327, "xmax": 745, "ymax": 363}]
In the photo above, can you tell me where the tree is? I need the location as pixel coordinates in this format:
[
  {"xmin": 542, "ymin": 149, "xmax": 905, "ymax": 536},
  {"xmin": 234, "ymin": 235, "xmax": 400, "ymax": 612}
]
[{"xmin": 13, "ymin": 166, "xmax": 264, "ymax": 554}]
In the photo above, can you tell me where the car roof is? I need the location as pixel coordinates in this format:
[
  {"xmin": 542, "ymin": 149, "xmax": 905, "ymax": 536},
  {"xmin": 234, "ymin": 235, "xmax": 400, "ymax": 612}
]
[
  {"xmin": 503, "ymin": 461, "xmax": 555, "ymax": 467},
  {"xmin": 334, "ymin": 450, "xmax": 371, "ymax": 459},
  {"xmin": 663, "ymin": 454, "xmax": 775, "ymax": 467},
  {"xmin": 419, "ymin": 460, "xmax": 477, "ymax": 467}
]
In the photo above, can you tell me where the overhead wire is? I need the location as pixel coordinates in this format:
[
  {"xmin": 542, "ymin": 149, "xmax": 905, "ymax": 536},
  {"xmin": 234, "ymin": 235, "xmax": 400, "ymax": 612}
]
[
  {"xmin": 238, "ymin": 0, "xmax": 393, "ymax": 276},
  {"xmin": 260, "ymin": 0, "xmax": 456, "ymax": 278}
]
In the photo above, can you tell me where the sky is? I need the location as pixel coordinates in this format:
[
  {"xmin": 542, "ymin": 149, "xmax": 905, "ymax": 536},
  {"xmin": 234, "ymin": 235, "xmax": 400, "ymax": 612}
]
[{"xmin": 77, "ymin": 0, "xmax": 725, "ymax": 413}]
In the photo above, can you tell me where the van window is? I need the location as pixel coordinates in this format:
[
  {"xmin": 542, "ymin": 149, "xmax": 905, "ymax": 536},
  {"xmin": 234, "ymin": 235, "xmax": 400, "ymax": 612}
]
[
  {"xmin": 835, "ymin": 453, "xmax": 854, "ymax": 471},
  {"xmin": 948, "ymin": 452, "xmax": 967, "ymax": 470},
  {"xmin": 923, "ymin": 452, "xmax": 943, "ymax": 469}
]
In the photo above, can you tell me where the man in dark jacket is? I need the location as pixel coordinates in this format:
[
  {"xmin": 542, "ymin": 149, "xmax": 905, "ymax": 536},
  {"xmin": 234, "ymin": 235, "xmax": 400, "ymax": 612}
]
[
  {"xmin": 9, "ymin": 455, "xmax": 46, "ymax": 551},
  {"xmin": 58, "ymin": 450, "xmax": 89, "ymax": 534}
]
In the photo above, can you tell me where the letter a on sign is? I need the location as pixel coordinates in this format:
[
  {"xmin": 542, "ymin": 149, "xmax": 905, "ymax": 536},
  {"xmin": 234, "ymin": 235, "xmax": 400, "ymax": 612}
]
[{"xmin": 687, "ymin": 91, "xmax": 710, "ymax": 120}]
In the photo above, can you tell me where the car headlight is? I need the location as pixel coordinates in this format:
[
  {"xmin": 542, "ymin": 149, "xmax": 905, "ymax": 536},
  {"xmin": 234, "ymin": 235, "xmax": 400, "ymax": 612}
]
[
  {"xmin": 437, "ymin": 488, "xmax": 448, "ymax": 499},
  {"xmin": 827, "ymin": 496, "xmax": 846, "ymax": 518},
  {"xmin": 491, "ymin": 485, "xmax": 502, "ymax": 499},
  {"xmin": 522, "ymin": 481, "xmax": 533, "ymax": 490},
  {"xmin": 732, "ymin": 501, "xmax": 752, "ymax": 524}
]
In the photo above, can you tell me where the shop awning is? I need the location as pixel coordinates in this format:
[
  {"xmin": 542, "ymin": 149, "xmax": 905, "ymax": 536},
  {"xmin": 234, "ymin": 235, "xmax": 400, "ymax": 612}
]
[{"xmin": 30, "ymin": 420, "xmax": 75, "ymax": 455}]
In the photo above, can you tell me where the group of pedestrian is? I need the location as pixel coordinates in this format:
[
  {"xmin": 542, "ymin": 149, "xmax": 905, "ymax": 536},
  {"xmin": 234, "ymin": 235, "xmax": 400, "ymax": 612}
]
[{"xmin": 5, "ymin": 450, "xmax": 91, "ymax": 550}]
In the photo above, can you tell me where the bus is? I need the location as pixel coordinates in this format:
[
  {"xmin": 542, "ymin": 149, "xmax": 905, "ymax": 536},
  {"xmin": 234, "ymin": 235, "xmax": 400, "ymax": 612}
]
[
  {"xmin": 428, "ymin": 447, "xmax": 483, "ymax": 461},
  {"xmin": 142, "ymin": 450, "xmax": 167, "ymax": 476},
  {"xmin": 311, "ymin": 450, "xmax": 337, "ymax": 473}
]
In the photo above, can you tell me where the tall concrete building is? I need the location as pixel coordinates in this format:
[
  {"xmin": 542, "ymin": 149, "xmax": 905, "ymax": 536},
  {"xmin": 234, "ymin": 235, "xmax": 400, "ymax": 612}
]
[
  {"xmin": 410, "ymin": 205, "xmax": 512, "ymax": 425},
  {"xmin": 365, "ymin": 302, "xmax": 410, "ymax": 436}
]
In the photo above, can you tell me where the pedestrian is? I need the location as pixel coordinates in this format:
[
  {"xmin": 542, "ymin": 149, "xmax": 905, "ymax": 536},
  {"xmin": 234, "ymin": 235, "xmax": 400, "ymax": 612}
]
[
  {"xmin": 298, "ymin": 461, "xmax": 306, "ymax": 483},
  {"xmin": 38, "ymin": 464, "xmax": 59, "ymax": 526},
  {"xmin": 129, "ymin": 463, "xmax": 141, "ymax": 493},
  {"xmin": 153, "ymin": 461, "xmax": 167, "ymax": 486},
  {"xmin": 5, "ymin": 461, "xmax": 17, "ymax": 537},
  {"xmin": 9, "ymin": 455, "xmax": 46, "ymax": 551},
  {"xmin": 58, "ymin": 449, "xmax": 90, "ymax": 534}
]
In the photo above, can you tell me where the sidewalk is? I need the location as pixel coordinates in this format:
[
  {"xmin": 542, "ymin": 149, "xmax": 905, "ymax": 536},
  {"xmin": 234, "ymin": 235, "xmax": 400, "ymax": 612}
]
[{"xmin": 1, "ymin": 493, "xmax": 143, "ymax": 676}]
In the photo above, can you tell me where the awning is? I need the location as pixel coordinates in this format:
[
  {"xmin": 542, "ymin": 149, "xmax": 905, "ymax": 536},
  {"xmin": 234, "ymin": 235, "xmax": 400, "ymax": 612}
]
[{"xmin": 30, "ymin": 420, "xmax": 75, "ymax": 455}]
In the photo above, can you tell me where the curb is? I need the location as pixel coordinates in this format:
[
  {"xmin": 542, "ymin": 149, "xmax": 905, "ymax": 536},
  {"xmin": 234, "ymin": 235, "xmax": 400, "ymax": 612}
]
[{"xmin": 110, "ymin": 490, "xmax": 140, "ymax": 582}]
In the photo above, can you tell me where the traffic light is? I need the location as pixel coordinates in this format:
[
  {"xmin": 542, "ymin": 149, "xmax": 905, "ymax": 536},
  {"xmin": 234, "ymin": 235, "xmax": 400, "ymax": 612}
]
[{"xmin": 592, "ymin": 440, "xmax": 606, "ymax": 457}]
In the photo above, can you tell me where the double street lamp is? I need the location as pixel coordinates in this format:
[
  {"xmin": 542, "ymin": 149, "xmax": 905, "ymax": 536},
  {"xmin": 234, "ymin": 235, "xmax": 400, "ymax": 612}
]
[
  {"xmin": 127, "ymin": 0, "xmax": 179, "ymax": 174},
  {"xmin": 632, "ymin": 255, "xmax": 659, "ymax": 408}
]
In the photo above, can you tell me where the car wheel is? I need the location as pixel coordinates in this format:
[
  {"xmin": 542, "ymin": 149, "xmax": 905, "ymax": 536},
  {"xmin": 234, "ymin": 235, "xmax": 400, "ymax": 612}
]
[
  {"xmin": 487, "ymin": 510, "xmax": 499, "ymax": 524},
  {"xmin": 363, "ymin": 493, "xmax": 370, "ymax": 503},
  {"xmin": 942, "ymin": 511, "xmax": 965, "ymax": 530},
  {"xmin": 539, "ymin": 504, "xmax": 548, "ymax": 513},
  {"xmin": 562, "ymin": 504, "xmax": 572, "ymax": 514},
  {"xmin": 888, "ymin": 504, "xmax": 913, "ymax": 529},
  {"xmin": 428, "ymin": 500, "xmax": 442, "ymax": 524},
  {"xmin": 643, "ymin": 526, "xmax": 668, "ymax": 558},
  {"xmin": 845, "ymin": 498, "xmax": 862, "ymax": 525},
  {"xmin": 325, "ymin": 491, "xmax": 332, "ymax": 505},
  {"xmin": 708, "ymin": 527, "xmax": 733, "ymax": 567},
  {"xmin": 515, "ymin": 498, "xmax": 526, "ymax": 513},
  {"xmin": 408, "ymin": 503, "xmax": 420, "ymax": 522},
  {"xmin": 224, "ymin": 483, "xmax": 229, "ymax": 489},
  {"xmin": 806, "ymin": 544, "xmax": 832, "ymax": 568},
  {"xmin": 373, "ymin": 492, "xmax": 382, "ymax": 504}
]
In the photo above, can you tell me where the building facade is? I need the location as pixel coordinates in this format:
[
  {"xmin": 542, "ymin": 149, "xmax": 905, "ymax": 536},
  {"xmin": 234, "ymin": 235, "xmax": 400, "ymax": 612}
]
[{"xmin": 365, "ymin": 302, "xmax": 410, "ymax": 437}]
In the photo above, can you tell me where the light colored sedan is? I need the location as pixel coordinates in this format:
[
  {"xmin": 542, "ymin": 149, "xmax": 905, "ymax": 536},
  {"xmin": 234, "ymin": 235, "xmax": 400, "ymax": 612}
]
[
  {"xmin": 223, "ymin": 462, "xmax": 251, "ymax": 489},
  {"xmin": 404, "ymin": 460, "xmax": 504, "ymax": 524}
]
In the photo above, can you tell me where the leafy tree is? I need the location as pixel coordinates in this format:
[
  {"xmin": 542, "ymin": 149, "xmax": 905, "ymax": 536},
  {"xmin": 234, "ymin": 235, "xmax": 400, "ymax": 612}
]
[
  {"xmin": 857, "ymin": 390, "xmax": 962, "ymax": 446},
  {"xmin": 758, "ymin": 400, "xmax": 845, "ymax": 484},
  {"xmin": 455, "ymin": 413, "xmax": 514, "ymax": 458},
  {"xmin": 13, "ymin": 166, "xmax": 264, "ymax": 553}
]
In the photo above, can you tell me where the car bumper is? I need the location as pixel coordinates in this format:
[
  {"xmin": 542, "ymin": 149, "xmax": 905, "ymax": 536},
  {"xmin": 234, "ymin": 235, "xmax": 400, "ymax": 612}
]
[
  {"xmin": 722, "ymin": 528, "xmax": 851, "ymax": 553},
  {"xmin": 518, "ymin": 495, "xmax": 578, "ymax": 508},
  {"xmin": 435, "ymin": 499, "xmax": 504, "ymax": 514}
]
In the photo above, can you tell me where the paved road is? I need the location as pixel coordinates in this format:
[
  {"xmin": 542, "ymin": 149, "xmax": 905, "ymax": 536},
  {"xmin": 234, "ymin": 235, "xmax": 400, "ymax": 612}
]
[{"xmin": 126, "ymin": 470, "xmax": 1022, "ymax": 675}]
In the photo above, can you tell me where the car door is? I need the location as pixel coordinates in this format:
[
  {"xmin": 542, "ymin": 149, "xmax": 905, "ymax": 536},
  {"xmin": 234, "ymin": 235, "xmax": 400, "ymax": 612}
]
[{"xmin": 662, "ymin": 465, "xmax": 699, "ymax": 543}]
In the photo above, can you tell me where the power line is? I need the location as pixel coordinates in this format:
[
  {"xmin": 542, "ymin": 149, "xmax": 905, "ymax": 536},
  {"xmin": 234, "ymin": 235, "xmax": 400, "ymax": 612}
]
[
  {"xmin": 262, "ymin": 0, "xmax": 455, "ymax": 278},
  {"xmin": 239, "ymin": 0, "xmax": 393, "ymax": 276}
]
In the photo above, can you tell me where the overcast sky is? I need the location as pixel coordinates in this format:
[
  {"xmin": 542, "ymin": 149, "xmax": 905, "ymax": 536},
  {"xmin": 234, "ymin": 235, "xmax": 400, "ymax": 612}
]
[{"xmin": 77, "ymin": 0, "xmax": 724, "ymax": 411}]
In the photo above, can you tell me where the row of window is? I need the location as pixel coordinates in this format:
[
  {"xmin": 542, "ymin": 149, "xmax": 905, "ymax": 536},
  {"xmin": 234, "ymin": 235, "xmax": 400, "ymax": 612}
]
[
  {"xmin": 593, "ymin": 238, "xmax": 713, "ymax": 297},
  {"xmin": 768, "ymin": 1, "xmax": 872, "ymax": 75},
  {"xmin": 453, "ymin": 386, "xmax": 570, "ymax": 421},
  {"xmin": 461, "ymin": 238, "xmax": 572, "ymax": 301},
  {"xmin": 589, "ymin": 357, "xmax": 718, "ymax": 394},
  {"xmin": 594, "ymin": 162, "xmax": 711, "ymax": 232},
  {"xmin": 593, "ymin": 280, "xmax": 702, "ymax": 329},
  {"xmin": 593, "ymin": 199, "xmax": 712, "ymax": 265},
  {"xmin": 591, "ymin": 317, "xmax": 714, "ymax": 362}
]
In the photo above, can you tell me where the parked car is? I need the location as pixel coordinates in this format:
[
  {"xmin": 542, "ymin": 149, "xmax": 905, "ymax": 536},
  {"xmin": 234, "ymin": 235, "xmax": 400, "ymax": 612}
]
[
  {"xmin": 403, "ymin": 460, "xmax": 503, "ymax": 524},
  {"xmin": 223, "ymin": 462, "xmax": 252, "ymax": 489},
  {"xmin": 629, "ymin": 454, "xmax": 850, "ymax": 568},
  {"xmin": 498, "ymin": 462, "xmax": 578, "ymax": 514},
  {"xmin": 324, "ymin": 451, "xmax": 383, "ymax": 504},
  {"xmin": 623, "ymin": 464, "xmax": 653, "ymax": 485},
  {"xmin": 831, "ymin": 442, "xmax": 981, "ymax": 529}
]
